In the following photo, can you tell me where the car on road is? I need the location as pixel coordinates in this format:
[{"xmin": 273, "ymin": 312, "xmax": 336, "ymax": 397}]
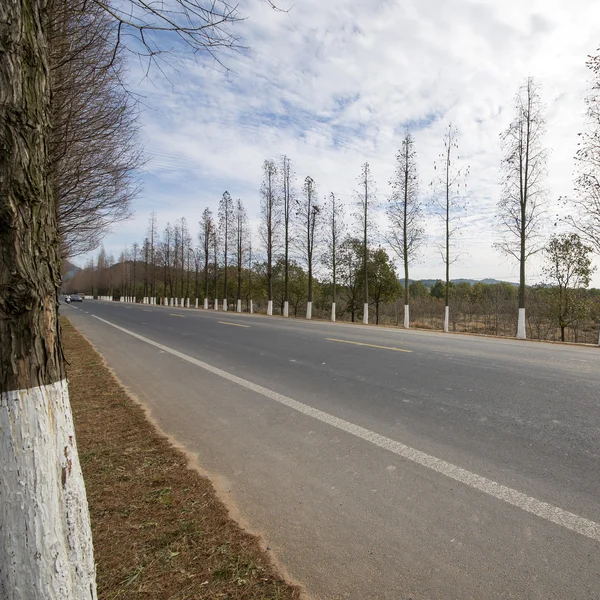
[{"xmin": 70, "ymin": 294, "xmax": 83, "ymax": 302}]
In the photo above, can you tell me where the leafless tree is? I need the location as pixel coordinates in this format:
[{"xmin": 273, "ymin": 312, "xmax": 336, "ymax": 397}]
[
  {"xmin": 212, "ymin": 224, "xmax": 219, "ymax": 309},
  {"xmin": 495, "ymin": 77, "xmax": 547, "ymax": 339},
  {"xmin": 566, "ymin": 51, "xmax": 600, "ymax": 254},
  {"xmin": 199, "ymin": 208, "xmax": 215, "ymax": 307},
  {"xmin": 355, "ymin": 162, "xmax": 376, "ymax": 324},
  {"xmin": 219, "ymin": 191, "xmax": 235, "ymax": 309},
  {"xmin": 322, "ymin": 193, "xmax": 346, "ymax": 320},
  {"xmin": 147, "ymin": 211, "xmax": 158, "ymax": 297},
  {"xmin": 431, "ymin": 123, "xmax": 469, "ymax": 332},
  {"xmin": 388, "ymin": 131, "xmax": 424, "ymax": 328},
  {"xmin": 297, "ymin": 177, "xmax": 322, "ymax": 318},
  {"xmin": 259, "ymin": 159, "xmax": 280, "ymax": 315},
  {"xmin": 234, "ymin": 199, "xmax": 249, "ymax": 312},
  {"xmin": 280, "ymin": 155, "xmax": 295, "ymax": 316},
  {"xmin": 49, "ymin": 0, "xmax": 142, "ymax": 258}
]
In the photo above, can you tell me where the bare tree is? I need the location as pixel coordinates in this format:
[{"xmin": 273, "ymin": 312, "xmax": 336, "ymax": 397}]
[
  {"xmin": 49, "ymin": 0, "xmax": 142, "ymax": 258},
  {"xmin": 199, "ymin": 208, "xmax": 215, "ymax": 309},
  {"xmin": 496, "ymin": 77, "xmax": 547, "ymax": 339},
  {"xmin": 260, "ymin": 159, "xmax": 280, "ymax": 315},
  {"xmin": 388, "ymin": 131, "xmax": 423, "ymax": 329},
  {"xmin": 297, "ymin": 177, "xmax": 322, "ymax": 319},
  {"xmin": 323, "ymin": 193, "xmax": 345, "ymax": 321},
  {"xmin": 280, "ymin": 155, "xmax": 295, "ymax": 317},
  {"xmin": 233, "ymin": 199, "xmax": 249, "ymax": 313},
  {"xmin": 148, "ymin": 211, "xmax": 158, "ymax": 298},
  {"xmin": 431, "ymin": 123, "xmax": 469, "ymax": 333},
  {"xmin": 219, "ymin": 191, "xmax": 235, "ymax": 311},
  {"xmin": 356, "ymin": 162, "xmax": 376, "ymax": 324},
  {"xmin": 212, "ymin": 224, "xmax": 220, "ymax": 310},
  {"xmin": 566, "ymin": 51, "xmax": 600, "ymax": 254},
  {"xmin": 0, "ymin": 0, "xmax": 100, "ymax": 588}
]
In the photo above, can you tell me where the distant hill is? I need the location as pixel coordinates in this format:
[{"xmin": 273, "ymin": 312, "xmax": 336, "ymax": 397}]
[
  {"xmin": 416, "ymin": 278, "xmax": 518, "ymax": 288},
  {"xmin": 61, "ymin": 261, "xmax": 81, "ymax": 282}
]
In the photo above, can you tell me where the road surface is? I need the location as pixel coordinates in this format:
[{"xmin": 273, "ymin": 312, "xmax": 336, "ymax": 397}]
[{"xmin": 64, "ymin": 300, "xmax": 600, "ymax": 599}]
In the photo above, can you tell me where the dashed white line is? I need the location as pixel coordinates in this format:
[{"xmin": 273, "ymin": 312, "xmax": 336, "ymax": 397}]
[{"xmin": 91, "ymin": 313, "xmax": 600, "ymax": 542}]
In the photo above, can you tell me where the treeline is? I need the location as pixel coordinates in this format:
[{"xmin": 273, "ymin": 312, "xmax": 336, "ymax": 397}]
[
  {"xmin": 68, "ymin": 62, "xmax": 600, "ymax": 345},
  {"xmin": 67, "ymin": 240, "xmax": 600, "ymax": 344}
]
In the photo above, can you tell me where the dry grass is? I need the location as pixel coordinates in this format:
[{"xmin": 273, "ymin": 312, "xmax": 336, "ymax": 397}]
[{"xmin": 61, "ymin": 317, "xmax": 301, "ymax": 600}]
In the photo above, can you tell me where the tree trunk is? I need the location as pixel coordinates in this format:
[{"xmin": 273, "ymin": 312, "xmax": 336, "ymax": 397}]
[{"xmin": 0, "ymin": 0, "xmax": 96, "ymax": 596}]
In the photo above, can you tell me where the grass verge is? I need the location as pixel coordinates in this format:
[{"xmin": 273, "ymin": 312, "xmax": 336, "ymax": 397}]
[{"xmin": 61, "ymin": 317, "xmax": 302, "ymax": 600}]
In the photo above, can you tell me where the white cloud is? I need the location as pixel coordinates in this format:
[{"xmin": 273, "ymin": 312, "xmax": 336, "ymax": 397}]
[{"xmin": 81, "ymin": 0, "xmax": 600, "ymax": 285}]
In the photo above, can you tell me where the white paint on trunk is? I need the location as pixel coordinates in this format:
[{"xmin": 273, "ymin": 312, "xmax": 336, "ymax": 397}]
[
  {"xmin": 203, "ymin": 298, "xmax": 208, "ymax": 310},
  {"xmin": 517, "ymin": 308, "xmax": 526, "ymax": 339},
  {"xmin": 180, "ymin": 298, "xmax": 184, "ymax": 308},
  {"xmin": 164, "ymin": 298, "xmax": 168, "ymax": 306},
  {"xmin": 0, "ymin": 380, "xmax": 97, "ymax": 599},
  {"xmin": 174, "ymin": 298, "xmax": 178, "ymax": 307},
  {"xmin": 214, "ymin": 299, "xmax": 219, "ymax": 311},
  {"xmin": 283, "ymin": 301, "xmax": 289, "ymax": 318},
  {"xmin": 443, "ymin": 305, "xmax": 449, "ymax": 332},
  {"xmin": 186, "ymin": 298, "xmax": 190, "ymax": 308},
  {"xmin": 250, "ymin": 300, "xmax": 254, "ymax": 314},
  {"xmin": 236, "ymin": 299, "xmax": 242, "ymax": 313},
  {"xmin": 169, "ymin": 298, "xmax": 173, "ymax": 307},
  {"xmin": 362, "ymin": 303, "xmax": 369, "ymax": 325},
  {"xmin": 267, "ymin": 300, "xmax": 273, "ymax": 316},
  {"xmin": 195, "ymin": 298, "xmax": 199, "ymax": 308},
  {"xmin": 331, "ymin": 302, "xmax": 336, "ymax": 322},
  {"xmin": 404, "ymin": 304, "xmax": 410, "ymax": 329},
  {"xmin": 223, "ymin": 299, "xmax": 228, "ymax": 312},
  {"xmin": 306, "ymin": 301, "xmax": 312, "ymax": 320}
]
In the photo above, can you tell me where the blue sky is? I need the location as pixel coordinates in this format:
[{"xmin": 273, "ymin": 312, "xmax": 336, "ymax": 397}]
[{"xmin": 79, "ymin": 0, "xmax": 600, "ymax": 286}]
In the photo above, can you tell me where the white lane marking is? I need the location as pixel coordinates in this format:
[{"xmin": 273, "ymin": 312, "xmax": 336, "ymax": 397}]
[
  {"xmin": 91, "ymin": 313, "xmax": 600, "ymax": 542},
  {"xmin": 326, "ymin": 337, "xmax": 412, "ymax": 353}
]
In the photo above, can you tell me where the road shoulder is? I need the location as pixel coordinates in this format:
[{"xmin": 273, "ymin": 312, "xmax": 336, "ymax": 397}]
[{"xmin": 62, "ymin": 316, "xmax": 303, "ymax": 599}]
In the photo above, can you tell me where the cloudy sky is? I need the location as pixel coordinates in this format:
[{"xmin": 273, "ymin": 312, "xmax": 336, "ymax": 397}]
[{"xmin": 81, "ymin": 0, "xmax": 600, "ymax": 286}]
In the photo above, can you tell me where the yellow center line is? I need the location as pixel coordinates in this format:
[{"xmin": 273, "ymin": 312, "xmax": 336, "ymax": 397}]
[
  {"xmin": 326, "ymin": 338, "xmax": 412, "ymax": 353},
  {"xmin": 219, "ymin": 321, "xmax": 250, "ymax": 328},
  {"xmin": 169, "ymin": 313, "xmax": 186, "ymax": 318}
]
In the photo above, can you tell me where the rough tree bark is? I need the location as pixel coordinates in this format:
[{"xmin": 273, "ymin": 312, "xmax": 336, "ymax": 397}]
[{"xmin": 0, "ymin": 0, "xmax": 96, "ymax": 596}]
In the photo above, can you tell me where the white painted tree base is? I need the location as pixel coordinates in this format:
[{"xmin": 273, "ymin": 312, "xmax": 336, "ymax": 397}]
[
  {"xmin": 306, "ymin": 301, "xmax": 312, "ymax": 320},
  {"xmin": 362, "ymin": 303, "xmax": 369, "ymax": 325},
  {"xmin": 204, "ymin": 298, "xmax": 208, "ymax": 310},
  {"xmin": 517, "ymin": 308, "xmax": 526, "ymax": 339},
  {"xmin": 186, "ymin": 298, "xmax": 190, "ymax": 308},
  {"xmin": 195, "ymin": 298, "xmax": 198, "ymax": 308},
  {"xmin": 180, "ymin": 298, "xmax": 184, "ymax": 308},
  {"xmin": 237, "ymin": 299, "xmax": 242, "ymax": 313},
  {"xmin": 214, "ymin": 299, "xmax": 219, "ymax": 311},
  {"xmin": 331, "ymin": 302, "xmax": 336, "ymax": 322},
  {"xmin": 250, "ymin": 300, "xmax": 254, "ymax": 314},
  {"xmin": 223, "ymin": 299, "xmax": 228, "ymax": 312},
  {"xmin": 267, "ymin": 300, "xmax": 273, "ymax": 316},
  {"xmin": 283, "ymin": 301, "xmax": 289, "ymax": 318},
  {"xmin": 443, "ymin": 305, "xmax": 449, "ymax": 332},
  {"xmin": 0, "ymin": 380, "xmax": 97, "ymax": 599},
  {"xmin": 164, "ymin": 298, "xmax": 168, "ymax": 306},
  {"xmin": 404, "ymin": 304, "xmax": 410, "ymax": 329}
]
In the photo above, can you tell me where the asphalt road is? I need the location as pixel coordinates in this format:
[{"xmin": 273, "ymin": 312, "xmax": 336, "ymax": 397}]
[{"xmin": 64, "ymin": 300, "xmax": 600, "ymax": 599}]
